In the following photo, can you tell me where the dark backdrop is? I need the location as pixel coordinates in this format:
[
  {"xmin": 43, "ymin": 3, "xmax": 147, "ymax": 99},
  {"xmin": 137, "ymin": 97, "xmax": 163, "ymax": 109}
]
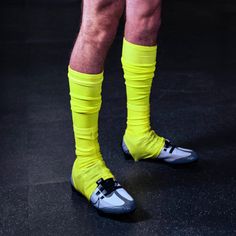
[{"xmin": 0, "ymin": 0, "xmax": 236, "ymax": 235}]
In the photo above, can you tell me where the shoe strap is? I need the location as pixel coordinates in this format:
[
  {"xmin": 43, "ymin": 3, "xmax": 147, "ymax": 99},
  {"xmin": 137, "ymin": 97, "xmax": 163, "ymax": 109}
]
[
  {"xmin": 165, "ymin": 140, "xmax": 176, "ymax": 154},
  {"xmin": 96, "ymin": 178, "xmax": 122, "ymax": 196}
]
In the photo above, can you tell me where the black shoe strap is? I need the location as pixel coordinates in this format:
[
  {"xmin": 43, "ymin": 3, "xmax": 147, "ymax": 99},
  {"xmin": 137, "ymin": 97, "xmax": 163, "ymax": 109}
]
[
  {"xmin": 165, "ymin": 140, "xmax": 176, "ymax": 154},
  {"xmin": 96, "ymin": 178, "xmax": 122, "ymax": 195}
]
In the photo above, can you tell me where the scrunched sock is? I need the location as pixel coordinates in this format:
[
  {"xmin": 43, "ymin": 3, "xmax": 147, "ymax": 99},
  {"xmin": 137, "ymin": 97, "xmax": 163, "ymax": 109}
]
[
  {"xmin": 121, "ymin": 38, "xmax": 165, "ymax": 161},
  {"xmin": 68, "ymin": 66, "xmax": 114, "ymax": 200}
]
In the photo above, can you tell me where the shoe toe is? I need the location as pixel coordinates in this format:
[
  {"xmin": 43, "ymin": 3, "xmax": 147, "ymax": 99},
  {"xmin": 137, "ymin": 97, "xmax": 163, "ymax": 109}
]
[
  {"xmin": 115, "ymin": 188, "xmax": 136, "ymax": 213},
  {"xmin": 166, "ymin": 150, "xmax": 199, "ymax": 164},
  {"xmin": 91, "ymin": 187, "xmax": 136, "ymax": 214},
  {"xmin": 188, "ymin": 150, "xmax": 199, "ymax": 162},
  {"xmin": 101, "ymin": 199, "xmax": 136, "ymax": 214}
]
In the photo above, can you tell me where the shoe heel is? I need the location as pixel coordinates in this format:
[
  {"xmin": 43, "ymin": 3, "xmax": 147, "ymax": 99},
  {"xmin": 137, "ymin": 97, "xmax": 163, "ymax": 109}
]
[
  {"xmin": 71, "ymin": 184, "xmax": 77, "ymax": 192},
  {"xmin": 123, "ymin": 151, "xmax": 133, "ymax": 160},
  {"xmin": 70, "ymin": 176, "xmax": 77, "ymax": 192},
  {"xmin": 120, "ymin": 140, "xmax": 133, "ymax": 160}
]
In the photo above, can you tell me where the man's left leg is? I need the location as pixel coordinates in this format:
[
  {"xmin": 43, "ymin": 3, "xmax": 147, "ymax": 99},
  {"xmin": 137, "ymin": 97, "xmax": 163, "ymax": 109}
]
[{"xmin": 121, "ymin": 0, "xmax": 198, "ymax": 164}]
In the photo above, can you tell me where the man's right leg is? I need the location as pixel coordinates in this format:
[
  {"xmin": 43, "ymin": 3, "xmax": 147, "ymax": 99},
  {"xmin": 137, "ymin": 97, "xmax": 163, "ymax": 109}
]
[
  {"xmin": 68, "ymin": 0, "xmax": 135, "ymax": 214},
  {"xmin": 70, "ymin": 0, "xmax": 124, "ymax": 73}
]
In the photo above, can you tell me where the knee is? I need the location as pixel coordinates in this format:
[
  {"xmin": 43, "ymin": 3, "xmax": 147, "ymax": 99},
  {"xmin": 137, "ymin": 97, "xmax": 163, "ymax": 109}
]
[
  {"xmin": 126, "ymin": 0, "xmax": 162, "ymax": 41},
  {"xmin": 81, "ymin": 0, "xmax": 124, "ymax": 47}
]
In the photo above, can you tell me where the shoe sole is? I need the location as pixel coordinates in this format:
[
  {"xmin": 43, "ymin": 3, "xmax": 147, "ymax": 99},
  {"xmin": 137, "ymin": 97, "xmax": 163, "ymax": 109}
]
[{"xmin": 97, "ymin": 207, "xmax": 136, "ymax": 216}]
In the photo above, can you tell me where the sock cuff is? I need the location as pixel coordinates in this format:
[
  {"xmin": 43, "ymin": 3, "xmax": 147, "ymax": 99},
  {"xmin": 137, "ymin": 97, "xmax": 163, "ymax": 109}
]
[
  {"xmin": 123, "ymin": 38, "xmax": 157, "ymax": 49},
  {"xmin": 122, "ymin": 38, "xmax": 157, "ymax": 65},
  {"xmin": 68, "ymin": 66, "xmax": 104, "ymax": 85}
]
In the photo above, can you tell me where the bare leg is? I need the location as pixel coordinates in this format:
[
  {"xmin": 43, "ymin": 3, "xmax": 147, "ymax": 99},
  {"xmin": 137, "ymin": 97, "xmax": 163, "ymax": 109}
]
[
  {"xmin": 69, "ymin": 0, "xmax": 125, "ymax": 74},
  {"xmin": 125, "ymin": 0, "xmax": 162, "ymax": 46}
]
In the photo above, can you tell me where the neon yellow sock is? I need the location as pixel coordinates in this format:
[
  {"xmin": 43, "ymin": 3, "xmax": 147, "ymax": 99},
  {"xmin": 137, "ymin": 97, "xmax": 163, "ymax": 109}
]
[
  {"xmin": 121, "ymin": 38, "xmax": 165, "ymax": 161},
  {"xmin": 68, "ymin": 66, "xmax": 114, "ymax": 200}
]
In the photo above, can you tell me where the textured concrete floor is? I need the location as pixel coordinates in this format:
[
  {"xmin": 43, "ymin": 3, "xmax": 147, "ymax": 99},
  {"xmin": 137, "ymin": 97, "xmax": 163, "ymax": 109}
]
[{"xmin": 0, "ymin": 0, "xmax": 236, "ymax": 235}]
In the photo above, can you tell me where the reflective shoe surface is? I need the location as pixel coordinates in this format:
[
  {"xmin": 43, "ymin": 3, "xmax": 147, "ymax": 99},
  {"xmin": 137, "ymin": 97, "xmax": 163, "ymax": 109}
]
[
  {"xmin": 122, "ymin": 139, "xmax": 198, "ymax": 164},
  {"xmin": 90, "ymin": 178, "xmax": 136, "ymax": 214},
  {"xmin": 157, "ymin": 140, "xmax": 198, "ymax": 164},
  {"xmin": 71, "ymin": 177, "xmax": 136, "ymax": 214}
]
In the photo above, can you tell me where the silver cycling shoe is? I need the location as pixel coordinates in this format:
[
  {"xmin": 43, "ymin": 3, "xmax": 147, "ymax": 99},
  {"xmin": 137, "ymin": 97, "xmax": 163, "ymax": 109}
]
[
  {"xmin": 71, "ymin": 177, "xmax": 136, "ymax": 214},
  {"xmin": 122, "ymin": 139, "xmax": 198, "ymax": 164}
]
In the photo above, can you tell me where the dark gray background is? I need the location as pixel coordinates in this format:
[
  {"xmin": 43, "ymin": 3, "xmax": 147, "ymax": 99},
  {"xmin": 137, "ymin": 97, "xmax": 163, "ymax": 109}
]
[{"xmin": 0, "ymin": 0, "xmax": 236, "ymax": 235}]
